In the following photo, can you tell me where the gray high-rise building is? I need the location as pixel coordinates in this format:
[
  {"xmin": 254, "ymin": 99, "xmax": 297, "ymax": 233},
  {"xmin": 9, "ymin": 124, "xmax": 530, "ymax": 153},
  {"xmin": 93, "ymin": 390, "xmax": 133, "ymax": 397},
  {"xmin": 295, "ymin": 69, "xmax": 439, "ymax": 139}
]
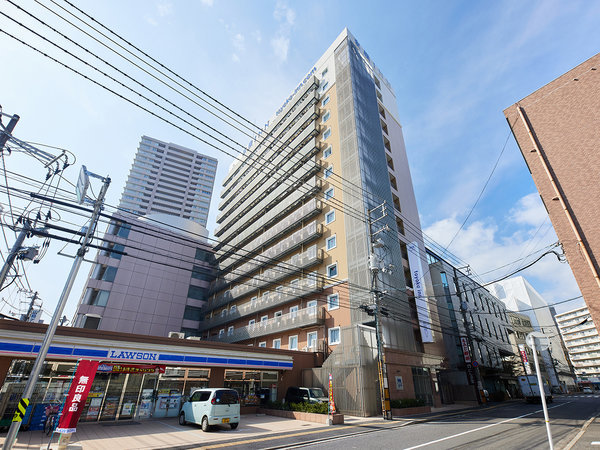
[{"xmin": 119, "ymin": 136, "xmax": 218, "ymax": 226}]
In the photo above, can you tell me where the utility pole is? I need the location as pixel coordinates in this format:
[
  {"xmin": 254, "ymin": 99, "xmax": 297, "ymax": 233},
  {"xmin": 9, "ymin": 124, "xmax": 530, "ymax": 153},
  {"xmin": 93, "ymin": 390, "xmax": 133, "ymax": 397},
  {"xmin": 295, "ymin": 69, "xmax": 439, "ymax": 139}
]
[
  {"xmin": 24, "ymin": 291, "xmax": 39, "ymax": 322},
  {"xmin": 454, "ymin": 268, "xmax": 482, "ymax": 405},
  {"xmin": 0, "ymin": 111, "xmax": 20, "ymax": 149},
  {"xmin": 0, "ymin": 220, "xmax": 32, "ymax": 290},
  {"xmin": 3, "ymin": 171, "xmax": 110, "ymax": 450},
  {"xmin": 367, "ymin": 203, "xmax": 392, "ymax": 420}
]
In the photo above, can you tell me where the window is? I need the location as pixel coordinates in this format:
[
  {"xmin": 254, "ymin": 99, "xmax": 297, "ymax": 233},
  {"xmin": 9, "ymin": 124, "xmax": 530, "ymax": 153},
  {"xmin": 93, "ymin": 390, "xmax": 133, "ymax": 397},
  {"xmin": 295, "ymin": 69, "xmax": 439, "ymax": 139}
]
[
  {"xmin": 324, "ymin": 187, "xmax": 334, "ymax": 200},
  {"xmin": 195, "ymin": 248, "xmax": 212, "ymax": 262},
  {"xmin": 188, "ymin": 285, "xmax": 208, "ymax": 301},
  {"xmin": 273, "ymin": 338, "xmax": 281, "ymax": 349},
  {"xmin": 289, "ymin": 335, "xmax": 298, "ymax": 350},
  {"xmin": 219, "ymin": 329, "xmax": 225, "ymax": 338},
  {"xmin": 192, "ymin": 265, "xmax": 214, "ymax": 282},
  {"xmin": 323, "ymin": 128, "xmax": 331, "ymax": 140},
  {"xmin": 102, "ymin": 242, "xmax": 125, "ymax": 260},
  {"xmin": 82, "ymin": 316, "xmax": 100, "ymax": 330},
  {"xmin": 227, "ymin": 326, "xmax": 234, "ymax": 336},
  {"xmin": 93, "ymin": 265, "xmax": 117, "ymax": 282},
  {"xmin": 230, "ymin": 305, "xmax": 237, "ymax": 314},
  {"xmin": 325, "ymin": 210, "xmax": 335, "ymax": 224},
  {"xmin": 249, "ymin": 319, "xmax": 256, "ymax": 327},
  {"xmin": 322, "ymin": 67, "xmax": 328, "ymax": 77},
  {"xmin": 258, "ymin": 341, "xmax": 267, "ymax": 348},
  {"xmin": 321, "ymin": 81, "xmax": 329, "ymax": 92},
  {"xmin": 327, "ymin": 263, "xmax": 338, "ymax": 278},
  {"xmin": 184, "ymin": 306, "xmax": 202, "ymax": 321},
  {"xmin": 329, "ymin": 327, "xmax": 341, "ymax": 345},
  {"xmin": 221, "ymin": 309, "xmax": 227, "ymax": 318},
  {"xmin": 326, "ymin": 235, "xmax": 337, "ymax": 250},
  {"xmin": 324, "ymin": 165, "xmax": 333, "ymax": 178},
  {"xmin": 251, "ymin": 296, "xmax": 257, "ymax": 307},
  {"xmin": 327, "ymin": 293, "xmax": 339, "ymax": 311},
  {"xmin": 307, "ymin": 331, "xmax": 318, "ymax": 349},
  {"xmin": 307, "ymin": 271, "xmax": 318, "ymax": 287},
  {"xmin": 322, "ymin": 111, "xmax": 330, "ymax": 123},
  {"xmin": 322, "ymin": 96, "xmax": 330, "ymax": 107},
  {"xmin": 274, "ymin": 311, "xmax": 282, "ymax": 318},
  {"xmin": 261, "ymin": 315, "xmax": 268, "ymax": 322},
  {"xmin": 307, "ymin": 300, "xmax": 317, "ymax": 313},
  {"xmin": 323, "ymin": 145, "xmax": 332, "ymax": 159},
  {"xmin": 290, "ymin": 306, "xmax": 298, "ymax": 318},
  {"xmin": 86, "ymin": 289, "xmax": 110, "ymax": 307}
]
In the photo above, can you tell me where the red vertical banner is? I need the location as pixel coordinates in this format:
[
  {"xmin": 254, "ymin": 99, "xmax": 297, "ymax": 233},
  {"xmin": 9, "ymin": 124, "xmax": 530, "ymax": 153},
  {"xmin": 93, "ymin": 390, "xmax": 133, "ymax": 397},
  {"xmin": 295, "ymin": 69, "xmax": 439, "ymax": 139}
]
[
  {"xmin": 56, "ymin": 360, "xmax": 100, "ymax": 433},
  {"xmin": 328, "ymin": 373, "xmax": 336, "ymax": 414}
]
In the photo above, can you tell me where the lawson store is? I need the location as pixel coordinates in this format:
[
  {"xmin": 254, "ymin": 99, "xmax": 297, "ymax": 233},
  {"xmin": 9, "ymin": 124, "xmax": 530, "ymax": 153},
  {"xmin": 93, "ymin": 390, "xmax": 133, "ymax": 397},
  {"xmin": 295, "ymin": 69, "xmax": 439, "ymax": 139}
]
[{"xmin": 0, "ymin": 321, "xmax": 320, "ymax": 429}]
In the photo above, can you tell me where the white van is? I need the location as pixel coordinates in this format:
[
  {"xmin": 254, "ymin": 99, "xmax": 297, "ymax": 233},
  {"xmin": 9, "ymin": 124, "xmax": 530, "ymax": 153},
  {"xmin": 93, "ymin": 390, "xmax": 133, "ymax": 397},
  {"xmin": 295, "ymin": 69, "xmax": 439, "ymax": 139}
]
[{"xmin": 179, "ymin": 388, "xmax": 240, "ymax": 431}]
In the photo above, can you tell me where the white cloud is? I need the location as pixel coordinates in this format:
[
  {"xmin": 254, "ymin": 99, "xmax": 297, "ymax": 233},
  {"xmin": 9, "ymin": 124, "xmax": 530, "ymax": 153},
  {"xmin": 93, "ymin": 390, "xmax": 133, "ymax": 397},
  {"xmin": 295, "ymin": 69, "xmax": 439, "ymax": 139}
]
[
  {"xmin": 423, "ymin": 193, "xmax": 580, "ymax": 307},
  {"xmin": 232, "ymin": 33, "xmax": 245, "ymax": 53},
  {"xmin": 232, "ymin": 54, "xmax": 240, "ymax": 63},
  {"xmin": 200, "ymin": 0, "xmax": 214, "ymax": 6},
  {"xmin": 156, "ymin": 1, "xmax": 173, "ymax": 17},
  {"xmin": 271, "ymin": 36, "xmax": 290, "ymax": 62},
  {"xmin": 144, "ymin": 16, "xmax": 159, "ymax": 27},
  {"xmin": 270, "ymin": 1, "xmax": 295, "ymax": 62}
]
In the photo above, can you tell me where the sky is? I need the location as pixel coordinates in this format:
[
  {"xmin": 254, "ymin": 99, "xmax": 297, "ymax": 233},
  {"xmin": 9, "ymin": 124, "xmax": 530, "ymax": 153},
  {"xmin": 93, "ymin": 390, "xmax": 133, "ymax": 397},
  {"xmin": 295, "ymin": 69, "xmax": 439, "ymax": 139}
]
[{"xmin": 0, "ymin": 0, "xmax": 598, "ymax": 324}]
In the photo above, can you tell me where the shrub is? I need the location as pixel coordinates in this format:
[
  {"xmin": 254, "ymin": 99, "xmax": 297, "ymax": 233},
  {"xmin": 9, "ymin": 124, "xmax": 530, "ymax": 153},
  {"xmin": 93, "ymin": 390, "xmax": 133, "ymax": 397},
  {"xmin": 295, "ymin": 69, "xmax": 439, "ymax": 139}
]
[
  {"xmin": 390, "ymin": 398, "xmax": 425, "ymax": 409},
  {"xmin": 264, "ymin": 400, "xmax": 329, "ymax": 414}
]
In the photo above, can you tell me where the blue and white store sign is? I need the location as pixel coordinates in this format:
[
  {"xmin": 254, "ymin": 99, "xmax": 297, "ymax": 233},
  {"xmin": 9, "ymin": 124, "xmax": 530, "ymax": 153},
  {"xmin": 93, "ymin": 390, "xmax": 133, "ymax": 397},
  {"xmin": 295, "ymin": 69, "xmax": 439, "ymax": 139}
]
[{"xmin": 0, "ymin": 340, "xmax": 293, "ymax": 370}]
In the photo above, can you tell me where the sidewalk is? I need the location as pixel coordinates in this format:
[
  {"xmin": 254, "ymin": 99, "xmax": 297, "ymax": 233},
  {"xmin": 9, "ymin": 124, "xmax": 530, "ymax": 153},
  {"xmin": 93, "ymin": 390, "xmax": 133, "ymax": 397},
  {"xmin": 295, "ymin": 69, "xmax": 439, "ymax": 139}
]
[
  {"xmin": 561, "ymin": 411, "xmax": 600, "ymax": 449},
  {"xmin": 0, "ymin": 414, "xmax": 331, "ymax": 449}
]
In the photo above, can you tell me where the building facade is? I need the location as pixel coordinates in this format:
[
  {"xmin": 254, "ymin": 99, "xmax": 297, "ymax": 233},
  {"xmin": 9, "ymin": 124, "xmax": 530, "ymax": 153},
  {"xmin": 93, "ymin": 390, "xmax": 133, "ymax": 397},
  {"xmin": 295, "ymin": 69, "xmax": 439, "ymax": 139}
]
[
  {"xmin": 73, "ymin": 213, "xmax": 215, "ymax": 338},
  {"xmin": 555, "ymin": 306, "xmax": 600, "ymax": 386},
  {"xmin": 489, "ymin": 277, "xmax": 574, "ymax": 390},
  {"xmin": 427, "ymin": 250, "xmax": 515, "ymax": 402},
  {"xmin": 118, "ymin": 136, "xmax": 217, "ymax": 227},
  {"xmin": 202, "ymin": 29, "xmax": 444, "ymax": 415},
  {"xmin": 503, "ymin": 53, "xmax": 600, "ymax": 331}
]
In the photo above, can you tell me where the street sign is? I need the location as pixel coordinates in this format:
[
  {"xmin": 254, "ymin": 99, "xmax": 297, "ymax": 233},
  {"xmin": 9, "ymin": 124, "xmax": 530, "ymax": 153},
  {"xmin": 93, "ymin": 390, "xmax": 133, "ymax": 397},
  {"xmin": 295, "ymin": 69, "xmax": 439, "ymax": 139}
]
[
  {"xmin": 76, "ymin": 165, "xmax": 89, "ymax": 205},
  {"xmin": 526, "ymin": 332, "xmax": 550, "ymax": 351},
  {"xmin": 472, "ymin": 360, "xmax": 479, "ymax": 368}
]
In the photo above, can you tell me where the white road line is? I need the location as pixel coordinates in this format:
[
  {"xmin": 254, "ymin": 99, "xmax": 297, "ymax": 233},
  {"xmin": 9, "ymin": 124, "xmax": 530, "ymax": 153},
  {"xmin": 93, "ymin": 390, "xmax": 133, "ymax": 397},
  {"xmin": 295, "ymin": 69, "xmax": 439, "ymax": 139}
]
[{"xmin": 403, "ymin": 402, "xmax": 572, "ymax": 450}]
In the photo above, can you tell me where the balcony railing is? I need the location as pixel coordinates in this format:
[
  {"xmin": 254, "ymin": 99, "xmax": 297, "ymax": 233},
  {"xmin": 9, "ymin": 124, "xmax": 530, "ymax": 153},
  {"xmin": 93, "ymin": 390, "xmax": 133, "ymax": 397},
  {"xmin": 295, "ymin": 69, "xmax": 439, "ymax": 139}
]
[
  {"xmin": 223, "ymin": 222, "xmax": 322, "ymax": 284},
  {"xmin": 219, "ymin": 198, "xmax": 322, "ymax": 270},
  {"xmin": 208, "ymin": 245, "xmax": 322, "ymax": 311},
  {"xmin": 212, "ymin": 306, "xmax": 325, "ymax": 343},
  {"xmin": 200, "ymin": 277, "xmax": 322, "ymax": 331}
]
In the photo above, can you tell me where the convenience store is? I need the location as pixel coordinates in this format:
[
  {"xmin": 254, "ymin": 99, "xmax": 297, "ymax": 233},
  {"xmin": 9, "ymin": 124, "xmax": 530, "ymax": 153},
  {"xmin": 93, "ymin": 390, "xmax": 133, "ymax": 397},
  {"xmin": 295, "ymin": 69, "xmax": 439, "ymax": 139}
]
[{"xmin": 0, "ymin": 321, "xmax": 319, "ymax": 429}]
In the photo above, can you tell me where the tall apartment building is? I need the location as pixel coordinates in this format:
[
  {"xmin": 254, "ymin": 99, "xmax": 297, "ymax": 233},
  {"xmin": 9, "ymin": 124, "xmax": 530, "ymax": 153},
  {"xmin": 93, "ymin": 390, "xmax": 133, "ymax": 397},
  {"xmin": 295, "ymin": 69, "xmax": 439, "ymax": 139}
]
[
  {"xmin": 201, "ymin": 29, "xmax": 444, "ymax": 415},
  {"xmin": 555, "ymin": 306, "xmax": 600, "ymax": 385},
  {"xmin": 427, "ymin": 250, "xmax": 515, "ymax": 402},
  {"xmin": 489, "ymin": 277, "xmax": 574, "ymax": 389},
  {"xmin": 119, "ymin": 136, "xmax": 218, "ymax": 227},
  {"xmin": 504, "ymin": 53, "xmax": 600, "ymax": 331}
]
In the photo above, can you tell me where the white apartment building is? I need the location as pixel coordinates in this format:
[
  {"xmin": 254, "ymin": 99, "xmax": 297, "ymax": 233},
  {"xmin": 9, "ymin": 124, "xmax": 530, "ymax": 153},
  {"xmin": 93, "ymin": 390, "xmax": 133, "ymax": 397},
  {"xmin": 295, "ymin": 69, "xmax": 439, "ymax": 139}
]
[
  {"xmin": 489, "ymin": 277, "xmax": 574, "ymax": 389},
  {"xmin": 555, "ymin": 306, "xmax": 600, "ymax": 384},
  {"xmin": 119, "ymin": 136, "xmax": 217, "ymax": 226}
]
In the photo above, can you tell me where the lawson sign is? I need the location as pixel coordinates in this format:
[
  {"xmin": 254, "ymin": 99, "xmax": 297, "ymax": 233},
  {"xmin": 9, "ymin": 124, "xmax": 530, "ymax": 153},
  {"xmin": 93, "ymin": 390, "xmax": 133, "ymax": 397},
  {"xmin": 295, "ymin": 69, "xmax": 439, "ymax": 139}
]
[{"xmin": 108, "ymin": 349, "xmax": 158, "ymax": 361}]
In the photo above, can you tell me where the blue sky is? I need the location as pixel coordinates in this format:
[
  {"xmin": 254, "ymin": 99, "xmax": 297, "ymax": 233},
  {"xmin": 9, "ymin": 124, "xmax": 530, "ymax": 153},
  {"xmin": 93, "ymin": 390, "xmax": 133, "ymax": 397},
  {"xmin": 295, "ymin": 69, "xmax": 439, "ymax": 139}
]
[{"xmin": 0, "ymin": 0, "xmax": 598, "ymax": 321}]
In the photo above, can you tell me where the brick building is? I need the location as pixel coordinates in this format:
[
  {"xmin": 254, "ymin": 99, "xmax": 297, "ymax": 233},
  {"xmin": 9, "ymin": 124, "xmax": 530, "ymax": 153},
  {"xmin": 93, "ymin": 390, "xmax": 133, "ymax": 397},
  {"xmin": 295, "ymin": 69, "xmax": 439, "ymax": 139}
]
[{"xmin": 503, "ymin": 53, "xmax": 600, "ymax": 332}]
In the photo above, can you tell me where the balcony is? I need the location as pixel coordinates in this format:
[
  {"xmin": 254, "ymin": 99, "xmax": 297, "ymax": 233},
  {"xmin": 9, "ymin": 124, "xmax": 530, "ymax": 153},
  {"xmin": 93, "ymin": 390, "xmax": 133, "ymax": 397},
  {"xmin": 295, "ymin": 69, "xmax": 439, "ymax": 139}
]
[
  {"xmin": 200, "ymin": 277, "xmax": 322, "ymax": 331},
  {"xmin": 208, "ymin": 245, "xmax": 322, "ymax": 311},
  {"xmin": 212, "ymin": 306, "xmax": 325, "ymax": 343},
  {"xmin": 219, "ymin": 198, "xmax": 322, "ymax": 270},
  {"xmin": 223, "ymin": 221, "xmax": 322, "ymax": 284}
]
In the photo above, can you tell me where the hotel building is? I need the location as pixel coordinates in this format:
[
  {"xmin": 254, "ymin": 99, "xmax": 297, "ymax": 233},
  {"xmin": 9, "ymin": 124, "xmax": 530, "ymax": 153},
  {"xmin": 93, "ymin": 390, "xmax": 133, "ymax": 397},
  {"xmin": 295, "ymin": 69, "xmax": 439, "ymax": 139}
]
[{"xmin": 200, "ymin": 29, "xmax": 445, "ymax": 415}]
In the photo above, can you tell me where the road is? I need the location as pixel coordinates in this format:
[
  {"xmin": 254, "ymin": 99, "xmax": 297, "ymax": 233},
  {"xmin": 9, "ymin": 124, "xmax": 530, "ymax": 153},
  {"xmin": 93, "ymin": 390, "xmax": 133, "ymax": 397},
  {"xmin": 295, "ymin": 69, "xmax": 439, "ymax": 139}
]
[{"xmin": 200, "ymin": 394, "xmax": 600, "ymax": 450}]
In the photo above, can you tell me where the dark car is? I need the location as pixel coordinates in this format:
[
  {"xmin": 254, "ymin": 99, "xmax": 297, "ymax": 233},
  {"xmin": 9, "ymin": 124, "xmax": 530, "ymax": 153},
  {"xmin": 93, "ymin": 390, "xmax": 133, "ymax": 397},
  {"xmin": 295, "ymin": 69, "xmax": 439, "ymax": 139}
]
[{"xmin": 284, "ymin": 386, "xmax": 327, "ymax": 404}]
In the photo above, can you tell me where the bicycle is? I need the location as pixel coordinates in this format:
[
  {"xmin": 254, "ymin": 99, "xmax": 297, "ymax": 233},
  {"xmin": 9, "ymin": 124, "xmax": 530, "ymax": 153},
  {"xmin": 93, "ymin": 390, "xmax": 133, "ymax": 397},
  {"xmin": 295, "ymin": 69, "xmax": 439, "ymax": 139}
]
[{"xmin": 44, "ymin": 404, "xmax": 60, "ymax": 436}]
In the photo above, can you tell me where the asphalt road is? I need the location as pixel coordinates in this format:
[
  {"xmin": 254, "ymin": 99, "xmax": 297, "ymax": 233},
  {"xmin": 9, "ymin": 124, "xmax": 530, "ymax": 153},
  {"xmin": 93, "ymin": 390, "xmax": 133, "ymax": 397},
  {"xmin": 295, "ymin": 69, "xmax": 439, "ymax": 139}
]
[{"xmin": 201, "ymin": 395, "xmax": 600, "ymax": 450}]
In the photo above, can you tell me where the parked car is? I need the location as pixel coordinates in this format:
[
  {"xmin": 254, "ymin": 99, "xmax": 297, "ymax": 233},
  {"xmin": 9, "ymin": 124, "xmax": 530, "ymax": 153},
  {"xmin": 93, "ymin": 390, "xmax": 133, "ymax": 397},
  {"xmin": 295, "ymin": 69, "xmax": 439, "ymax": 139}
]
[
  {"xmin": 284, "ymin": 387, "xmax": 328, "ymax": 404},
  {"xmin": 582, "ymin": 387, "xmax": 593, "ymax": 394},
  {"xmin": 179, "ymin": 388, "xmax": 240, "ymax": 431}
]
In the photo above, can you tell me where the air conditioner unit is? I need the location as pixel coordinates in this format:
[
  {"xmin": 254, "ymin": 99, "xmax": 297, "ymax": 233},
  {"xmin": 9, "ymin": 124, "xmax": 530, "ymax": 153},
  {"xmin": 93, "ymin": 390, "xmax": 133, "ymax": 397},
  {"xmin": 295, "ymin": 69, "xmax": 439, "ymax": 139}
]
[{"xmin": 168, "ymin": 331, "xmax": 185, "ymax": 339}]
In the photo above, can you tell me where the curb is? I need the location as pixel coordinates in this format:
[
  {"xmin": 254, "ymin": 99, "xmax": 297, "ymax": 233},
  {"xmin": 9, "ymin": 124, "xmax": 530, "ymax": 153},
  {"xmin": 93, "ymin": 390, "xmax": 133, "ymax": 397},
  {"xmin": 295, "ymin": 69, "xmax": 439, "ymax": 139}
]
[{"xmin": 561, "ymin": 412, "xmax": 599, "ymax": 450}]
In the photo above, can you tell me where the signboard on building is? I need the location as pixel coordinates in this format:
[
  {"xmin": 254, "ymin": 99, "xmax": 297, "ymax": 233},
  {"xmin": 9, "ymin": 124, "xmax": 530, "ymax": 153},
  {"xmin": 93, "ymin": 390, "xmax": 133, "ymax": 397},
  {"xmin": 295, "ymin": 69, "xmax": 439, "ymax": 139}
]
[
  {"xmin": 407, "ymin": 242, "xmax": 434, "ymax": 342},
  {"xmin": 97, "ymin": 363, "xmax": 165, "ymax": 374},
  {"xmin": 56, "ymin": 360, "xmax": 100, "ymax": 433},
  {"xmin": 518, "ymin": 344, "xmax": 532, "ymax": 375},
  {"xmin": 395, "ymin": 376, "xmax": 404, "ymax": 390},
  {"xmin": 460, "ymin": 337, "xmax": 471, "ymax": 363},
  {"xmin": 328, "ymin": 373, "xmax": 336, "ymax": 414}
]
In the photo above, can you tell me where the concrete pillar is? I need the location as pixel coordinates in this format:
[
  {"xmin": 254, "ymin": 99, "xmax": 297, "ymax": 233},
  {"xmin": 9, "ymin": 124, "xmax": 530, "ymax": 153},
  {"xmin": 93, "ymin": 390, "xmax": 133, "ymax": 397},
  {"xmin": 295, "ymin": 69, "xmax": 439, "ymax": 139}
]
[{"xmin": 208, "ymin": 367, "xmax": 225, "ymax": 387}]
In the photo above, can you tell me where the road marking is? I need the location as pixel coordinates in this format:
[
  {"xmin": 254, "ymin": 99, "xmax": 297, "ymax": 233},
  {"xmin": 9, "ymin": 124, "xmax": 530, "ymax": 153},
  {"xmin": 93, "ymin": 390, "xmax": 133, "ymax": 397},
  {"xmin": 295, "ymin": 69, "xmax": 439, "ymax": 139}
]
[
  {"xmin": 403, "ymin": 402, "xmax": 572, "ymax": 450},
  {"xmin": 591, "ymin": 442, "xmax": 600, "ymax": 446},
  {"xmin": 562, "ymin": 413, "xmax": 599, "ymax": 450}
]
